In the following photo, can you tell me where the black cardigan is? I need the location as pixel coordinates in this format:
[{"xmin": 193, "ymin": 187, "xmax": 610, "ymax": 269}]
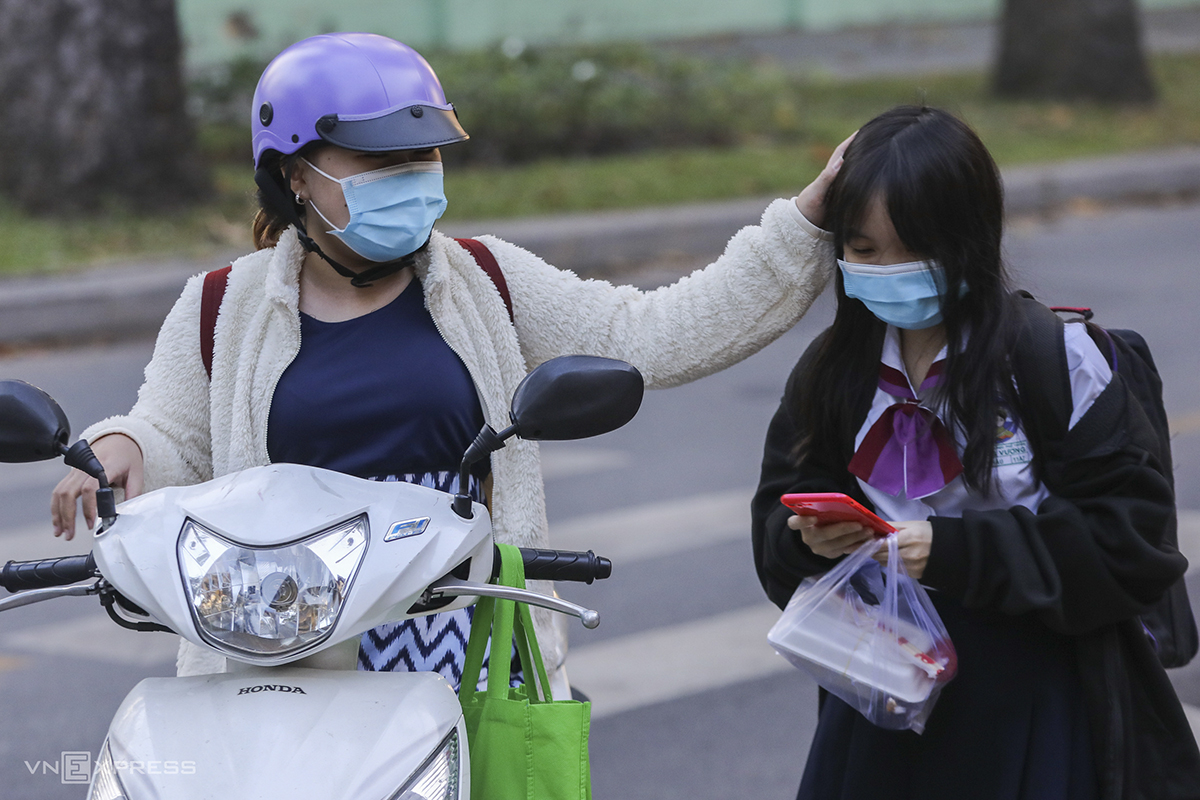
[{"xmin": 751, "ymin": 328, "xmax": 1200, "ymax": 800}]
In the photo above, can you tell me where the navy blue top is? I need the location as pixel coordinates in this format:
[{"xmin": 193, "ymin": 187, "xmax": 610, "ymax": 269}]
[{"xmin": 267, "ymin": 281, "xmax": 487, "ymax": 481}]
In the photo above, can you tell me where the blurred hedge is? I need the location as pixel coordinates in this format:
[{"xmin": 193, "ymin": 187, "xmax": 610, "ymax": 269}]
[
  {"xmin": 433, "ymin": 45, "xmax": 807, "ymax": 163},
  {"xmin": 15, "ymin": 46, "xmax": 1200, "ymax": 273},
  {"xmin": 189, "ymin": 43, "xmax": 811, "ymax": 166}
]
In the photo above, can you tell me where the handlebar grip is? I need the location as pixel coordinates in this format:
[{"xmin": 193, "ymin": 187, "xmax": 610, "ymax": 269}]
[
  {"xmin": 514, "ymin": 547, "xmax": 612, "ymax": 584},
  {"xmin": 1, "ymin": 553, "xmax": 97, "ymax": 593}
]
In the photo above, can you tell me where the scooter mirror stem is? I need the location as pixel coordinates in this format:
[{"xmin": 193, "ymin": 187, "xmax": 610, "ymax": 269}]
[
  {"xmin": 61, "ymin": 439, "xmax": 118, "ymax": 524},
  {"xmin": 452, "ymin": 423, "xmax": 518, "ymax": 518}
]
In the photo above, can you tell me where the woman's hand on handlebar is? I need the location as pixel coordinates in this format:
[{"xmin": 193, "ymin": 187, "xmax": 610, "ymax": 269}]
[
  {"xmin": 794, "ymin": 131, "xmax": 856, "ymax": 230},
  {"xmin": 51, "ymin": 434, "xmax": 144, "ymax": 540},
  {"xmin": 788, "ymin": 513, "xmax": 872, "ymax": 559}
]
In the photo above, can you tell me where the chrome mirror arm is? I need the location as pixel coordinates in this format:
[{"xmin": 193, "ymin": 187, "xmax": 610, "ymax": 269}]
[{"xmin": 426, "ymin": 576, "xmax": 600, "ymax": 629}]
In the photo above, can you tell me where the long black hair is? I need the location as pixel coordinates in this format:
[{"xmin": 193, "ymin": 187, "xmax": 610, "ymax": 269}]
[{"xmin": 792, "ymin": 106, "xmax": 1020, "ymax": 494}]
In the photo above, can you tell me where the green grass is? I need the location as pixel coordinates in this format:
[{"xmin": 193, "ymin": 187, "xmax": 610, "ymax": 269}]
[
  {"xmin": 0, "ymin": 165, "xmax": 258, "ymax": 276},
  {"xmin": 441, "ymin": 143, "xmax": 832, "ymax": 219},
  {"xmin": 5, "ymin": 53, "xmax": 1200, "ymax": 276}
]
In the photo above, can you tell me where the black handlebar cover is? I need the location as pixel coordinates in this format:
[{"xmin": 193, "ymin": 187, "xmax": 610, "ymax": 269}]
[
  {"xmin": 1, "ymin": 553, "xmax": 97, "ymax": 593},
  {"xmin": 504, "ymin": 547, "xmax": 612, "ymax": 584}
]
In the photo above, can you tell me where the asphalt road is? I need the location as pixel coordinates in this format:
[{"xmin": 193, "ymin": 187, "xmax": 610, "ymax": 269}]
[{"xmin": 0, "ymin": 200, "xmax": 1197, "ymax": 799}]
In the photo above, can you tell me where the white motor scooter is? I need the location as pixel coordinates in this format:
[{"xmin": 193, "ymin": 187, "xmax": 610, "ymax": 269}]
[{"xmin": 0, "ymin": 354, "xmax": 643, "ymax": 800}]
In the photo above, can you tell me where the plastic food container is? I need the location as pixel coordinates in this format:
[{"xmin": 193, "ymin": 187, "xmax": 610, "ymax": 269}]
[
  {"xmin": 766, "ymin": 546, "xmax": 957, "ymax": 733},
  {"xmin": 769, "ymin": 581, "xmax": 945, "ymax": 707}
]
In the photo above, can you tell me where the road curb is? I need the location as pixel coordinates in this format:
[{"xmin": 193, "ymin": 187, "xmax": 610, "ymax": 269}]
[{"xmin": 2, "ymin": 147, "xmax": 1198, "ymax": 346}]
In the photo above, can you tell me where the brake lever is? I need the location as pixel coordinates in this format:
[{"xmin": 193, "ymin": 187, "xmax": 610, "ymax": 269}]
[
  {"xmin": 0, "ymin": 581, "xmax": 100, "ymax": 613},
  {"xmin": 425, "ymin": 576, "xmax": 600, "ymax": 629}
]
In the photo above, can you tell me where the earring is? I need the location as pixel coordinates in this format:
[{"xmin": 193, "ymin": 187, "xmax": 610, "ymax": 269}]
[{"xmin": 295, "ymin": 193, "xmax": 305, "ymax": 205}]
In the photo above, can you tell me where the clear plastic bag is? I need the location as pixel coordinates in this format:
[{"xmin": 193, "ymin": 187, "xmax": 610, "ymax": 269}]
[{"xmin": 767, "ymin": 535, "xmax": 957, "ymax": 733}]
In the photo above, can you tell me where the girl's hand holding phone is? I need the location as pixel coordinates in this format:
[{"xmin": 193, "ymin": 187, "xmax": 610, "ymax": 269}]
[
  {"xmin": 781, "ymin": 492, "xmax": 892, "ymax": 558},
  {"xmin": 871, "ymin": 521, "xmax": 933, "ymax": 580},
  {"xmin": 787, "ymin": 513, "xmax": 874, "ymax": 558}
]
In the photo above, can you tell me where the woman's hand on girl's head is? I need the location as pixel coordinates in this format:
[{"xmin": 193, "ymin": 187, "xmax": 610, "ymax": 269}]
[
  {"xmin": 794, "ymin": 132, "xmax": 857, "ymax": 230},
  {"xmin": 872, "ymin": 521, "xmax": 933, "ymax": 579},
  {"xmin": 788, "ymin": 514, "xmax": 873, "ymax": 558},
  {"xmin": 50, "ymin": 434, "xmax": 144, "ymax": 541}
]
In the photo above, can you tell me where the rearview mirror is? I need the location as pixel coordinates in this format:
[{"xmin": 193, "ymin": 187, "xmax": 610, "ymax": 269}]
[
  {"xmin": 0, "ymin": 380, "xmax": 70, "ymax": 462},
  {"xmin": 452, "ymin": 355, "xmax": 644, "ymax": 517},
  {"xmin": 510, "ymin": 355, "xmax": 644, "ymax": 441}
]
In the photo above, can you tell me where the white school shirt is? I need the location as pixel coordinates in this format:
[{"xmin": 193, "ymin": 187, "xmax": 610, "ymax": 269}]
[{"xmin": 857, "ymin": 323, "xmax": 1114, "ymax": 522}]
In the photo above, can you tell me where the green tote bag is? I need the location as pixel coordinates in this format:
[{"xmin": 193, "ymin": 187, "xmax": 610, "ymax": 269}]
[{"xmin": 459, "ymin": 543, "xmax": 593, "ymax": 800}]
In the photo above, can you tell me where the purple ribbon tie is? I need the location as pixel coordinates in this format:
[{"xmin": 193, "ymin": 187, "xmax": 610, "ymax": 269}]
[{"xmin": 848, "ymin": 362, "xmax": 963, "ymax": 499}]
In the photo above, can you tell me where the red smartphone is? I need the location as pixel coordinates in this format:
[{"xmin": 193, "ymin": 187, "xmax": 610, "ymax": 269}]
[{"xmin": 780, "ymin": 492, "xmax": 896, "ymax": 536}]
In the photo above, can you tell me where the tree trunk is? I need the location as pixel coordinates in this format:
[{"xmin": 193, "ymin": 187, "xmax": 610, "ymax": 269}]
[
  {"xmin": 992, "ymin": 0, "xmax": 1156, "ymax": 103},
  {"xmin": 0, "ymin": 0, "xmax": 207, "ymax": 214}
]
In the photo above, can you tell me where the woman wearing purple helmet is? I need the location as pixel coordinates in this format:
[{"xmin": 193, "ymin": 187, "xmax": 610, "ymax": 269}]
[{"xmin": 51, "ymin": 32, "xmax": 846, "ymax": 690}]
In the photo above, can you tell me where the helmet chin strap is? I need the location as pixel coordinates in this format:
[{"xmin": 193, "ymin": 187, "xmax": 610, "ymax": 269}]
[
  {"xmin": 304, "ymin": 233, "xmax": 428, "ymax": 288},
  {"xmin": 255, "ymin": 167, "xmax": 426, "ymax": 288}
]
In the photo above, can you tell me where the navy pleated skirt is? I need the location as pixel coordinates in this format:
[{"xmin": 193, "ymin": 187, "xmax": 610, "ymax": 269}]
[{"xmin": 797, "ymin": 593, "xmax": 1097, "ymax": 800}]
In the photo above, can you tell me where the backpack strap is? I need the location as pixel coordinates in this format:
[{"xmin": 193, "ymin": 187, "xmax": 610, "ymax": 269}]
[
  {"xmin": 455, "ymin": 238, "xmax": 513, "ymax": 323},
  {"xmin": 200, "ymin": 265, "xmax": 232, "ymax": 381},
  {"xmin": 1010, "ymin": 292, "xmax": 1073, "ymax": 469},
  {"xmin": 1011, "ymin": 293, "xmax": 1136, "ymax": 476}
]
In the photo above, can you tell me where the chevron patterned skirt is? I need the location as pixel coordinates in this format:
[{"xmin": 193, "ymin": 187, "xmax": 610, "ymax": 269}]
[{"xmin": 356, "ymin": 471, "xmax": 519, "ymax": 691}]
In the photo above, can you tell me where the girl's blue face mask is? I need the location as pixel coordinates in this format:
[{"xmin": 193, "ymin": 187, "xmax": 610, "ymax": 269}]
[
  {"xmin": 838, "ymin": 258, "xmax": 952, "ymax": 330},
  {"xmin": 304, "ymin": 159, "xmax": 448, "ymax": 263}
]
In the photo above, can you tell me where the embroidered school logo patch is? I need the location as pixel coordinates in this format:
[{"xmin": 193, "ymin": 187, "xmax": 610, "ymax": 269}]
[
  {"xmin": 994, "ymin": 413, "xmax": 1032, "ymax": 467},
  {"xmin": 996, "ymin": 414, "xmax": 1018, "ymax": 442}
]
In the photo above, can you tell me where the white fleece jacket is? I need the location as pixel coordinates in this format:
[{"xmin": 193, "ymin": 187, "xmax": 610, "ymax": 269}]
[{"xmin": 82, "ymin": 197, "xmax": 832, "ymax": 680}]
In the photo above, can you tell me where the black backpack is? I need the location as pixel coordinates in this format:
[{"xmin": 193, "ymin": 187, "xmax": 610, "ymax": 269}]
[{"xmin": 1011, "ymin": 292, "xmax": 1197, "ymax": 668}]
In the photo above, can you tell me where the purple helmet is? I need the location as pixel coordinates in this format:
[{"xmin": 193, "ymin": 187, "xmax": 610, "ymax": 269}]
[{"xmin": 251, "ymin": 33, "xmax": 468, "ymax": 167}]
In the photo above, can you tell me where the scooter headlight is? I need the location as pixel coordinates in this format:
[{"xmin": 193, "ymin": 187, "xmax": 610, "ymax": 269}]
[
  {"xmin": 389, "ymin": 729, "xmax": 461, "ymax": 800},
  {"xmin": 87, "ymin": 740, "xmax": 128, "ymax": 800},
  {"xmin": 177, "ymin": 515, "xmax": 367, "ymax": 657}
]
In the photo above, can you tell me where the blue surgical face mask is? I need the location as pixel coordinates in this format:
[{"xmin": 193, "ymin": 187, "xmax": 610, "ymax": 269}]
[
  {"xmin": 304, "ymin": 159, "xmax": 448, "ymax": 263},
  {"xmin": 838, "ymin": 258, "xmax": 950, "ymax": 330}
]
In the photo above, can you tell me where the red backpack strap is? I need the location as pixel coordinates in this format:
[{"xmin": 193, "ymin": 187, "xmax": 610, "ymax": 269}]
[
  {"xmin": 455, "ymin": 238, "xmax": 513, "ymax": 323},
  {"xmin": 200, "ymin": 265, "xmax": 232, "ymax": 380}
]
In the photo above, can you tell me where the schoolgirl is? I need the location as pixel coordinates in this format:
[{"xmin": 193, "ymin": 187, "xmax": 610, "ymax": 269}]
[{"xmin": 751, "ymin": 106, "xmax": 1200, "ymax": 799}]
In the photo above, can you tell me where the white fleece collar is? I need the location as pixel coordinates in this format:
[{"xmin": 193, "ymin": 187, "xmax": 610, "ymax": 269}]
[{"xmin": 264, "ymin": 228, "xmax": 304, "ymax": 312}]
